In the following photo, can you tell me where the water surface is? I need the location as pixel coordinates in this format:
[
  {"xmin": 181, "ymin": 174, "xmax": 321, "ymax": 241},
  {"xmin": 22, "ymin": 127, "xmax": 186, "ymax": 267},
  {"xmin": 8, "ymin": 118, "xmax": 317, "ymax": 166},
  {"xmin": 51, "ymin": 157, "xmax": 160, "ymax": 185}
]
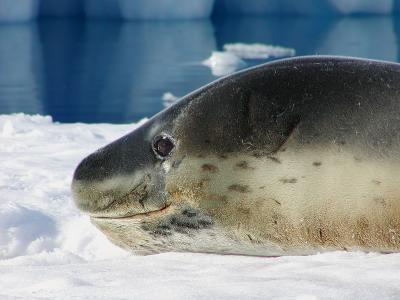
[{"xmin": 0, "ymin": 16, "xmax": 399, "ymax": 123}]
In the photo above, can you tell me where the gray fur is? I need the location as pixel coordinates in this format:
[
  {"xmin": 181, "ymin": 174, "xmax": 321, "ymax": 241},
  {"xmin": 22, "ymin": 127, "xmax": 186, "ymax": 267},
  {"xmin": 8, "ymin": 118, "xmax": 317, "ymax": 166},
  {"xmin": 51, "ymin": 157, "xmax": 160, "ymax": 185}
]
[{"xmin": 72, "ymin": 56, "xmax": 400, "ymax": 256}]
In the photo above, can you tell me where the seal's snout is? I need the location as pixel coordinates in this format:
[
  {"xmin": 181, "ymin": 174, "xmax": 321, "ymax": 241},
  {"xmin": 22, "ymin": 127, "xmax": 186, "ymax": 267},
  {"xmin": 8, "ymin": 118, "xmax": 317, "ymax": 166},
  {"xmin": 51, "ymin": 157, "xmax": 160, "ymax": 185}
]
[
  {"xmin": 72, "ymin": 126, "xmax": 159, "ymax": 217},
  {"xmin": 72, "ymin": 150, "xmax": 114, "ymax": 214},
  {"xmin": 72, "ymin": 149, "xmax": 137, "ymax": 215}
]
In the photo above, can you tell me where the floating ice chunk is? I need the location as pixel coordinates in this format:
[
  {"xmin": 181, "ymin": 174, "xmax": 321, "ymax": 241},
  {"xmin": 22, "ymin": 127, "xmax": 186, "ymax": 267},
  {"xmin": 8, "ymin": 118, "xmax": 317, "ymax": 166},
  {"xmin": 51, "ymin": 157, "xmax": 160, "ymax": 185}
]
[
  {"xmin": 120, "ymin": 0, "xmax": 215, "ymax": 20},
  {"xmin": 203, "ymin": 43, "xmax": 295, "ymax": 76},
  {"xmin": 40, "ymin": 0, "xmax": 83, "ymax": 16},
  {"xmin": 202, "ymin": 51, "xmax": 245, "ymax": 76},
  {"xmin": 162, "ymin": 92, "xmax": 179, "ymax": 108},
  {"xmin": 84, "ymin": 0, "xmax": 121, "ymax": 18},
  {"xmin": 223, "ymin": 43, "xmax": 296, "ymax": 59},
  {"xmin": 0, "ymin": 0, "xmax": 39, "ymax": 22}
]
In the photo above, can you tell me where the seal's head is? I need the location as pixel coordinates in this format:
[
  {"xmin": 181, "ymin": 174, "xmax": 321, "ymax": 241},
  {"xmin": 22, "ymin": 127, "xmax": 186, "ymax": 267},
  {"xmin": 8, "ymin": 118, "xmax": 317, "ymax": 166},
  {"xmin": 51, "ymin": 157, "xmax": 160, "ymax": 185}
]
[{"xmin": 71, "ymin": 57, "xmax": 297, "ymax": 255}]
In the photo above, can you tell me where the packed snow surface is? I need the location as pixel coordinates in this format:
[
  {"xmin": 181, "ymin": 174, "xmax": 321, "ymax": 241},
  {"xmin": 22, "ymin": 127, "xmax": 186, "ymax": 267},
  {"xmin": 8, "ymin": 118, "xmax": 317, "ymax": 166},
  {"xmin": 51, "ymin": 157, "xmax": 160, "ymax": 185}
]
[
  {"xmin": 0, "ymin": 113, "xmax": 400, "ymax": 299},
  {"xmin": 203, "ymin": 43, "xmax": 295, "ymax": 76}
]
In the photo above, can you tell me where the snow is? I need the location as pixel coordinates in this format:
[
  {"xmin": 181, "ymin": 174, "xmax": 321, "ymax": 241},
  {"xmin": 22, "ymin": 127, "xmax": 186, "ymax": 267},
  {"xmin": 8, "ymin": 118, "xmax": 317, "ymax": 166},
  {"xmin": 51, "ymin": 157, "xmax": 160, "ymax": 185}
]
[
  {"xmin": 0, "ymin": 113, "xmax": 400, "ymax": 299},
  {"xmin": 202, "ymin": 43, "xmax": 295, "ymax": 76}
]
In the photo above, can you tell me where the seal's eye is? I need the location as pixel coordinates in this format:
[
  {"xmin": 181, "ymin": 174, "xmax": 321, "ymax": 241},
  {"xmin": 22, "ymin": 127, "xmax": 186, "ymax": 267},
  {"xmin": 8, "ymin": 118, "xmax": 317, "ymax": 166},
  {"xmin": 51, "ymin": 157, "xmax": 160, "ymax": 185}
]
[{"xmin": 152, "ymin": 134, "xmax": 175, "ymax": 159}]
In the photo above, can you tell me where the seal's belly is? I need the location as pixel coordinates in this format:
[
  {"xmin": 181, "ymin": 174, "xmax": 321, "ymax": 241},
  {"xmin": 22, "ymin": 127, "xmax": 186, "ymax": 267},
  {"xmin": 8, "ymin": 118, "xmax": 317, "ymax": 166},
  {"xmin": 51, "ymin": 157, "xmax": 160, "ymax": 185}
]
[{"xmin": 167, "ymin": 144, "xmax": 400, "ymax": 253}]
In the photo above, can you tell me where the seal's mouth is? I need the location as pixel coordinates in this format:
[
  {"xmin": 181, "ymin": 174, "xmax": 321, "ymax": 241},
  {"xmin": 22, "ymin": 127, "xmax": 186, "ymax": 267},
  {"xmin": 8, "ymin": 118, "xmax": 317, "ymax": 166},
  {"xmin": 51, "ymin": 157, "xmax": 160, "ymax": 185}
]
[{"xmin": 90, "ymin": 203, "xmax": 172, "ymax": 220}]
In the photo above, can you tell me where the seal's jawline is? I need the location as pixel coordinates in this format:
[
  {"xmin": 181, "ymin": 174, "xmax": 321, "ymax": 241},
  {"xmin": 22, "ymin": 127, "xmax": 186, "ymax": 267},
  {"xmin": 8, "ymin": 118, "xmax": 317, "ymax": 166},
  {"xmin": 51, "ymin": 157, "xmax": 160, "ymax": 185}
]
[{"xmin": 90, "ymin": 203, "xmax": 171, "ymax": 221}]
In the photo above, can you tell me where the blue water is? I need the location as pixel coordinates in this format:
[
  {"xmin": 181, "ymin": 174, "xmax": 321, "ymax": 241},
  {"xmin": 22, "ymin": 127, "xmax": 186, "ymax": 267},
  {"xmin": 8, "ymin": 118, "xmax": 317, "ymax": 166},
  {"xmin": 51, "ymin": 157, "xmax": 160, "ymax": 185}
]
[{"xmin": 0, "ymin": 16, "xmax": 400, "ymax": 123}]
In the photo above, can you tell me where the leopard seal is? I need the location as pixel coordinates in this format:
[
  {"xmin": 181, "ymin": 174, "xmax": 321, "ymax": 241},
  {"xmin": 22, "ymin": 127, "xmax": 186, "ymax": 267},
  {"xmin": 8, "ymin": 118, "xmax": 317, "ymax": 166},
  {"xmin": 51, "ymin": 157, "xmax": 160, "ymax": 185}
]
[{"xmin": 72, "ymin": 56, "xmax": 400, "ymax": 256}]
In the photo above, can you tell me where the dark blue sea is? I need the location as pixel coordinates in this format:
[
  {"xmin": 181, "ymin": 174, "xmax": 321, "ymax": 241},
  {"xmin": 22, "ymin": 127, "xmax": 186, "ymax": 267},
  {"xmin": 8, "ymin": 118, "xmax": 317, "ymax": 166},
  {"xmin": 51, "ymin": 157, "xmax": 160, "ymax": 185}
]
[{"xmin": 0, "ymin": 16, "xmax": 399, "ymax": 123}]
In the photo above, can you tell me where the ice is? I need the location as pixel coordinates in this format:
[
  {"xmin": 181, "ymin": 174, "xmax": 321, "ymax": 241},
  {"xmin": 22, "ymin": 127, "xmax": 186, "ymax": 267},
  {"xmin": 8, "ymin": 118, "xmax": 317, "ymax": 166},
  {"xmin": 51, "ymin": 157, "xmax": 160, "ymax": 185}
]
[
  {"xmin": 326, "ymin": 0, "xmax": 393, "ymax": 14},
  {"xmin": 0, "ymin": 113, "xmax": 399, "ymax": 299},
  {"xmin": 162, "ymin": 92, "xmax": 179, "ymax": 108},
  {"xmin": 0, "ymin": 0, "xmax": 397, "ymax": 22},
  {"xmin": 202, "ymin": 51, "xmax": 245, "ymax": 76},
  {"xmin": 40, "ymin": 0, "xmax": 82, "ymax": 16},
  {"xmin": 214, "ymin": 0, "xmax": 282, "ymax": 15},
  {"xmin": 203, "ymin": 43, "xmax": 295, "ymax": 76},
  {"xmin": 84, "ymin": 0, "xmax": 122, "ymax": 19},
  {"xmin": 316, "ymin": 18, "xmax": 397, "ymax": 62},
  {"xmin": 70, "ymin": 21, "xmax": 215, "ymax": 122},
  {"xmin": 120, "ymin": 0, "xmax": 215, "ymax": 20},
  {"xmin": 0, "ymin": 0, "xmax": 39, "ymax": 22},
  {"xmin": 84, "ymin": 0, "xmax": 214, "ymax": 20},
  {"xmin": 223, "ymin": 43, "xmax": 296, "ymax": 59},
  {"xmin": 214, "ymin": 0, "xmax": 394, "ymax": 15},
  {"xmin": 0, "ymin": 24, "xmax": 44, "ymax": 114}
]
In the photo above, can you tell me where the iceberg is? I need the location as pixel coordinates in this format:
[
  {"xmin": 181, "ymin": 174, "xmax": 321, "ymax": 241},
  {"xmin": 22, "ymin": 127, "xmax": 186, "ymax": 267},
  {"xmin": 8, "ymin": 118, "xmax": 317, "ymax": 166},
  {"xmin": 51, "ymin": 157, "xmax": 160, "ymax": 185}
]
[
  {"xmin": 68, "ymin": 20, "xmax": 215, "ymax": 122},
  {"xmin": 316, "ymin": 18, "xmax": 397, "ymax": 62},
  {"xmin": 84, "ymin": 0, "xmax": 121, "ymax": 19},
  {"xmin": 214, "ymin": 0, "xmax": 281, "ymax": 15},
  {"xmin": 326, "ymin": 0, "xmax": 393, "ymax": 14},
  {"xmin": 39, "ymin": 19, "xmax": 84, "ymax": 122},
  {"xmin": 0, "ymin": 0, "xmax": 397, "ymax": 21},
  {"xmin": 214, "ymin": 0, "xmax": 394, "ymax": 15},
  {"xmin": 120, "ymin": 0, "xmax": 214, "ymax": 20},
  {"xmin": 40, "ymin": 0, "xmax": 83, "ymax": 16},
  {"xmin": 0, "ymin": 0, "xmax": 39, "ymax": 22},
  {"xmin": 0, "ymin": 24, "xmax": 44, "ymax": 114}
]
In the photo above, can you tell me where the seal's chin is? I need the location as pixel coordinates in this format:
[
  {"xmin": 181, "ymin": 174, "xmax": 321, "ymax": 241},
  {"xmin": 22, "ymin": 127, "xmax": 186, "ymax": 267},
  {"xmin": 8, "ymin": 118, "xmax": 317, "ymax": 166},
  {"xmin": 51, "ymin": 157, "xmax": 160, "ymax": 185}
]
[{"xmin": 90, "ymin": 203, "xmax": 172, "ymax": 221}]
